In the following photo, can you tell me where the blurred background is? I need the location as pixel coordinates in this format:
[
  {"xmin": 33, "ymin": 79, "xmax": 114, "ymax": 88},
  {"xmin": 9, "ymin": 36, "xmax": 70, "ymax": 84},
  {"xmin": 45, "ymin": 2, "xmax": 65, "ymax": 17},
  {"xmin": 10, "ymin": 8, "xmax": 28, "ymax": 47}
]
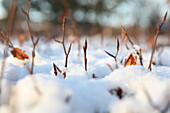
[{"xmin": 0, "ymin": 0, "xmax": 170, "ymax": 38}]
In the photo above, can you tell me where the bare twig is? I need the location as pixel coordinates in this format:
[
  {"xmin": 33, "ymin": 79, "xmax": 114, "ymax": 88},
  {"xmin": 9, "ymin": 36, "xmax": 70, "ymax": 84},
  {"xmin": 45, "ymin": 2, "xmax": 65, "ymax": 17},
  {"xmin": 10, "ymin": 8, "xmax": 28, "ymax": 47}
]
[
  {"xmin": 19, "ymin": 0, "xmax": 41, "ymax": 95},
  {"xmin": 19, "ymin": 1, "xmax": 40, "ymax": 75},
  {"xmin": 53, "ymin": 63, "xmax": 58, "ymax": 76},
  {"xmin": 0, "ymin": 31, "xmax": 10, "ymax": 94},
  {"xmin": 106, "ymin": 64, "xmax": 114, "ymax": 72},
  {"xmin": 105, "ymin": 37, "xmax": 120, "ymax": 69},
  {"xmin": 121, "ymin": 25, "xmax": 143, "ymax": 66},
  {"xmin": 148, "ymin": 11, "xmax": 168, "ymax": 71},
  {"xmin": 53, "ymin": 63, "xmax": 66, "ymax": 77},
  {"xmin": 54, "ymin": 16, "xmax": 72, "ymax": 78},
  {"xmin": 83, "ymin": 39, "xmax": 87, "ymax": 71}
]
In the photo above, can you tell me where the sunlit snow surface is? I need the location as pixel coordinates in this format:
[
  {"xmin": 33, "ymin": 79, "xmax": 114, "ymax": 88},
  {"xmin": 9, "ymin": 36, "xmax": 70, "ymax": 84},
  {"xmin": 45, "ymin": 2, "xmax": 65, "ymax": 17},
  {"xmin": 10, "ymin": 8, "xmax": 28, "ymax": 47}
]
[{"xmin": 0, "ymin": 36, "xmax": 170, "ymax": 113}]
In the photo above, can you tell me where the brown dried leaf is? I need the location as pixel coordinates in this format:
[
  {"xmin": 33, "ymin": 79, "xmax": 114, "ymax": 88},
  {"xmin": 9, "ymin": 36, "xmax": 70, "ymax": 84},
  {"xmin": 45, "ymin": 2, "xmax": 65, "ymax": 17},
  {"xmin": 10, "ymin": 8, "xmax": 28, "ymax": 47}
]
[
  {"xmin": 124, "ymin": 54, "xmax": 137, "ymax": 67},
  {"xmin": 11, "ymin": 48, "xmax": 29, "ymax": 60}
]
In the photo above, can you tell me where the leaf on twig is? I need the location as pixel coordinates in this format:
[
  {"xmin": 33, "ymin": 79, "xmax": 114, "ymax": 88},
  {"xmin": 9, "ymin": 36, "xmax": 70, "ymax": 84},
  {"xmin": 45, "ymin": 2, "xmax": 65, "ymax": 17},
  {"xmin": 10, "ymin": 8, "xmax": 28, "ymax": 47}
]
[
  {"xmin": 124, "ymin": 53, "xmax": 137, "ymax": 67},
  {"xmin": 11, "ymin": 48, "xmax": 29, "ymax": 60}
]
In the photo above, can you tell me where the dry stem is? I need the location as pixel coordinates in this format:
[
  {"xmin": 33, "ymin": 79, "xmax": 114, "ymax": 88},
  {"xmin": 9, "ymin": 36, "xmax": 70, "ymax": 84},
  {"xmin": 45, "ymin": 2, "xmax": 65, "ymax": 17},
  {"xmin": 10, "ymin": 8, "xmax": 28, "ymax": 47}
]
[
  {"xmin": 106, "ymin": 64, "xmax": 114, "ymax": 72},
  {"xmin": 83, "ymin": 39, "xmax": 87, "ymax": 71},
  {"xmin": 0, "ymin": 31, "xmax": 10, "ymax": 94},
  {"xmin": 105, "ymin": 37, "xmax": 120, "ymax": 69},
  {"xmin": 121, "ymin": 25, "xmax": 143, "ymax": 66},
  {"xmin": 148, "ymin": 11, "xmax": 168, "ymax": 71},
  {"xmin": 54, "ymin": 16, "xmax": 72, "ymax": 78},
  {"xmin": 19, "ymin": 0, "xmax": 41, "ymax": 95}
]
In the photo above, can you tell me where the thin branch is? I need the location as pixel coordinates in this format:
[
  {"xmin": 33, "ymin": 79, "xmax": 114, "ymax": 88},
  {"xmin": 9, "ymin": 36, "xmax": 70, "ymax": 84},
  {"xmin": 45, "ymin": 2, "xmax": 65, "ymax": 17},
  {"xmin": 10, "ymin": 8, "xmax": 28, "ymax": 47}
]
[
  {"xmin": 53, "ymin": 63, "xmax": 58, "ymax": 76},
  {"xmin": 121, "ymin": 25, "xmax": 143, "ymax": 66},
  {"xmin": 105, "ymin": 37, "xmax": 120, "ymax": 69},
  {"xmin": 54, "ymin": 16, "xmax": 72, "ymax": 79},
  {"xmin": 148, "ymin": 11, "xmax": 168, "ymax": 71},
  {"xmin": 83, "ymin": 39, "xmax": 87, "ymax": 71},
  {"xmin": 19, "ymin": 0, "xmax": 41, "ymax": 96},
  {"xmin": 107, "ymin": 64, "xmax": 114, "ymax": 72},
  {"xmin": 62, "ymin": 17, "xmax": 67, "ymax": 55},
  {"xmin": 105, "ymin": 50, "xmax": 116, "ymax": 59}
]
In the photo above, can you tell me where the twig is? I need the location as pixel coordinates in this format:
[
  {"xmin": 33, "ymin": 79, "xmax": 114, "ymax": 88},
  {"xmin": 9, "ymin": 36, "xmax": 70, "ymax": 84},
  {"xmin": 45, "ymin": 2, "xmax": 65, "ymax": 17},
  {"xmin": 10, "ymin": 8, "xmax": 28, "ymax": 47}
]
[
  {"xmin": 53, "ymin": 63, "xmax": 58, "ymax": 76},
  {"xmin": 105, "ymin": 37, "xmax": 120, "ymax": 69},
  {"xmin": 121, "ymin": 25, "xmax": 143, "ymax": 66},
  {"xmin": 19, "ymin": 2, "xmax": 40, "ymax": 75},
  {"xmin": 106, "ymin": 64, "xmax": 114, "ymax": 72},
  {"xmin": 7, "ymin": 0, "xmax": 18, "ymax": 36},
  {"xmin": 53, "ymin": 63, "xmax": 66, "ymax": 77},
  {"xmin": 54, "ymin": 16, "xmax": 72, "ymax": 78},
  {"xmin": 148, "ymin": 11, "xmax": 168, "ymax": 71},
  {"xmin": 19, "ymin": 0, "xmax": 41, "ymax": 96},
  {"xmin": 83, "ymin": 39, "xmax": 87, "ymax": 71}
]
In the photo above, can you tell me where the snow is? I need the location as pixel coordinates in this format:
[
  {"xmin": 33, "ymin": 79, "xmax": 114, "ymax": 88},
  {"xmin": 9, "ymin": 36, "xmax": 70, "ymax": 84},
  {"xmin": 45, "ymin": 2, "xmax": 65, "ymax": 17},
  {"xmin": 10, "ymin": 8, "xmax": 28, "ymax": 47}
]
[{"xmin": 0, "ymin": 36, "xmax": 170, "ymax": 113}]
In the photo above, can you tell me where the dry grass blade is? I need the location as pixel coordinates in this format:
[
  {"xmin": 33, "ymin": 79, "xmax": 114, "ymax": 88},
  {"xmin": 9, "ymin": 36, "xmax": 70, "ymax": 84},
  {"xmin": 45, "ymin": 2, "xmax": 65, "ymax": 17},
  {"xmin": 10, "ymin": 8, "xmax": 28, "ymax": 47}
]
[
  {"xmin": 106, "ymin": 64, "xmax": 114, "ymax": 72},
  {"xmin": 121, "ymin": 25, "xmax": 134, "ymax": 46},
  {"xmin": 148, "ymin": 11, "xmax": 168, "ymax": 71},
  {"xmin": 83, "ymin": 39, "xmax": 87, "ymax": 71}
]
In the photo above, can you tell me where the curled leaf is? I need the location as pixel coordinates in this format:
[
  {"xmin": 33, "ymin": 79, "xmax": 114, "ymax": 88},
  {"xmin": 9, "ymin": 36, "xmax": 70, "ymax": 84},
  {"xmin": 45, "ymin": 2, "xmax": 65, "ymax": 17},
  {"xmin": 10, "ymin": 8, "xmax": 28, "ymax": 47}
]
[
  {"xmin": 11, "ymin": 48, "xmax": 29, "ymax": 60},
  {"xmin": 124, "ymin": 53, "xmax": 137, "ymax": 67}
]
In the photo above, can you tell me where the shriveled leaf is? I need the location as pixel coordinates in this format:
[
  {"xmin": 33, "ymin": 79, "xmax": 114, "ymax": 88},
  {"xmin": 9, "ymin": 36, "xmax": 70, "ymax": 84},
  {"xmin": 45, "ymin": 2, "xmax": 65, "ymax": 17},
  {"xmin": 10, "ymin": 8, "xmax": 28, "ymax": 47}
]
[
  {"xmin": 124, "ymin": 54, "xmax": 137, "ymax": 67},
  {"xmin": 11, "ymin": 48, "xmax": 29, "ymax": 60}
]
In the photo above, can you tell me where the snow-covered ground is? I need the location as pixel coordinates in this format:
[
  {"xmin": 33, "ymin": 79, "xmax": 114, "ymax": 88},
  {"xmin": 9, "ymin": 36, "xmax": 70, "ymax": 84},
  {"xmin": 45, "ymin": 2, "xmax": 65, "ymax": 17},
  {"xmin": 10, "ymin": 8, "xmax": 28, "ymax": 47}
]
[{"xmin": 0, "ymin": 36, "xmax": 170, "ymax": 113}]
